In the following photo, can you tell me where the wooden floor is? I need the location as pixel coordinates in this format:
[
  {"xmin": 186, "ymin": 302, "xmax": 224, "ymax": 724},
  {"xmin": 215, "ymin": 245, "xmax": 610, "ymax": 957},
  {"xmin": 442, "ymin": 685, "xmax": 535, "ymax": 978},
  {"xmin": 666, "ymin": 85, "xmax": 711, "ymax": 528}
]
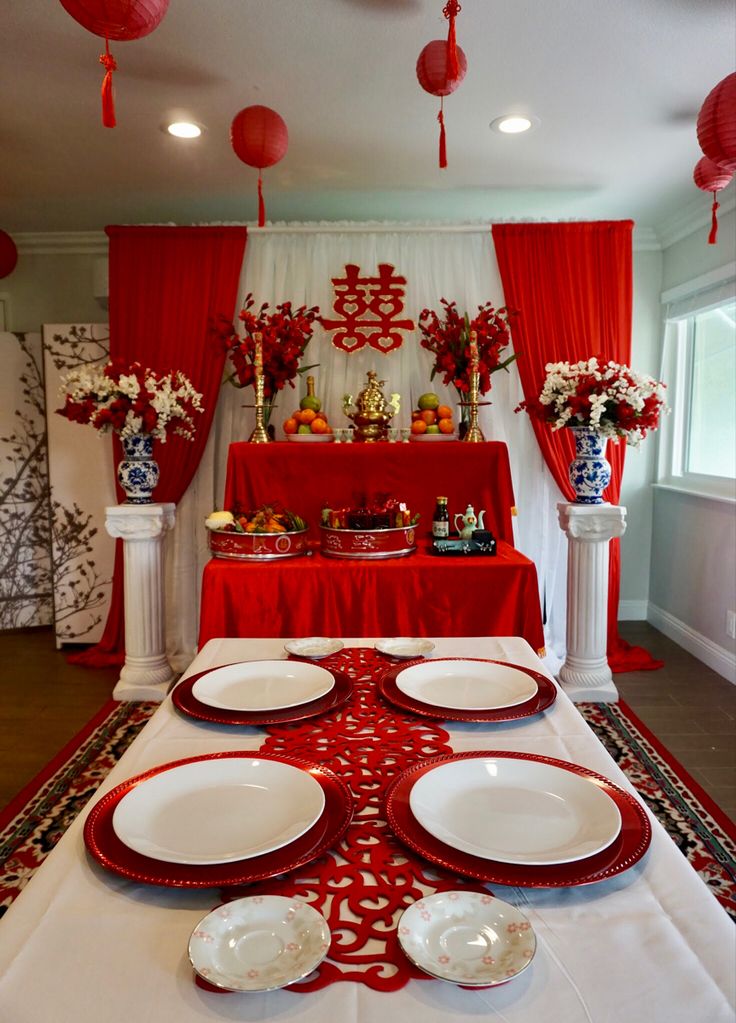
[{"xmin": 0, "ymin": 623, "xmax": 734, "ymax": 820}]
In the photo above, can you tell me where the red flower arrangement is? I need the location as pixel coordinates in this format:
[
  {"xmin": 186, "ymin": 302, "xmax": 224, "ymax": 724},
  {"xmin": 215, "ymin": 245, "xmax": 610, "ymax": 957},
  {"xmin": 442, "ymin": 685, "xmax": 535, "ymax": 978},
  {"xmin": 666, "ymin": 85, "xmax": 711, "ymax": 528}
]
[
  {"xmin": 56, "ymin": 361, "xmax": 203, "ymax": 441},
  {"xmin": 220, "ymin": 293, "xmax": 320, "ymax": 400},
  {"xmin": 418, "ymin": 299, "xmax": 518, "ymax": 397}
]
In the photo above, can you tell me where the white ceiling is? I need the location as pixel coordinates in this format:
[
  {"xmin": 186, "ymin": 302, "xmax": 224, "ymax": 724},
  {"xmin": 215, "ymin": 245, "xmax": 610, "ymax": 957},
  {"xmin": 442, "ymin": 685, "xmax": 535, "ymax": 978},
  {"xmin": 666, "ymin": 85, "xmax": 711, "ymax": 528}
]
[{"xmin": 2, "ymin": 0, "xmax": 735, "ymax": 236}]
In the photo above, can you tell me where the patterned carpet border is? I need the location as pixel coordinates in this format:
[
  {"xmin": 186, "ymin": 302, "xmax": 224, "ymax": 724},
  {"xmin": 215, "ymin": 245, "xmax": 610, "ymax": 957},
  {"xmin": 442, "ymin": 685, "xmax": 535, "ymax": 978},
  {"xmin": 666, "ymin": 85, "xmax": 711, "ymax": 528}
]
[
  {"xmin": 578, "ymin": 699, "xmax": 736, "ymax": 920},
  {"xmin": 1, "ymin": 697, "xmax": 734, "ymax": 922}
]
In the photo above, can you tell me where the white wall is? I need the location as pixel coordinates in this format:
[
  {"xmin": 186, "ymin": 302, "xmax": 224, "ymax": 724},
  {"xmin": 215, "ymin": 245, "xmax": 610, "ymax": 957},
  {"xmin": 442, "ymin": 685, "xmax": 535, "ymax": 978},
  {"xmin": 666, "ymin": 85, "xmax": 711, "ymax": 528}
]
[
  {"xmin": 649, "ymin": 210, "xmax": 736, "ymax": 679},
  {"xmin": 1, "ymin": 252, "xmax": 104, "ymax": 333}
]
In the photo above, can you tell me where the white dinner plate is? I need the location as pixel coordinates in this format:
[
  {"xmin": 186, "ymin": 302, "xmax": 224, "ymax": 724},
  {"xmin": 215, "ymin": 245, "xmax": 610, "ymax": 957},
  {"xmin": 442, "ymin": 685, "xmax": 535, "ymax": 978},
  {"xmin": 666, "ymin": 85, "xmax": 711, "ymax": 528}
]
[
  {"xmin": 409, "ymin": 756, "xmax": 622, "ymax": 865},
  {"xmin": 398, "ymin": 891, "xmax": 536, "ymax": 986},
  {"xmin": 408, "ymin": 433, "xmax": 457, "ymax": 442},
  {"xmin": 191, "ymin": 660, "xmax": 335, "ymax": 711},
  {"xmin": 112, "ymin": 758, "xmax": 325, "ymax": 865},
  {"xmin": 375, "ymin": 638, "xmax": 435, "ymax": 659},
  {"xmin": 284, "ymin": 637, "xmax": 344, "ymax": 659},
  {"xmin": 286, "ymin": 433, "xmax": 334, "ymax": 442},
  {"xmin": 189, "ymin": 896, "xmax": 331, "ymax": 992},
  {"xmin": 395, "ymin": 659, "xmax": 537, "ymax": 710}
]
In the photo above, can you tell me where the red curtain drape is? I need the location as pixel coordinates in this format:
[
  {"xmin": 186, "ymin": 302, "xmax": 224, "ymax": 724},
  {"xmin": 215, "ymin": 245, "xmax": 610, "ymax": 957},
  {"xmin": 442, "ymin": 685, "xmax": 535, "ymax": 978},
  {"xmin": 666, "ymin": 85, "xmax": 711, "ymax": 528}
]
[
  {"xmin": 69, "ymin": 225, "xmax": 247, "ymax": 667},
  {"xmin": 491, "ymin": 221, "xmax": 662, "ymax": 673}
]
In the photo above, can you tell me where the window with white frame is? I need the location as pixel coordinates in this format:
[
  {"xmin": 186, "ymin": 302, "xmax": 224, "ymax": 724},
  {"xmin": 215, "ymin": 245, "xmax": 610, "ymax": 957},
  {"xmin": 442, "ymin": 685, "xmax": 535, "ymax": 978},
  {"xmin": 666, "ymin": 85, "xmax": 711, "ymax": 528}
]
[{"xmin": 658, "ymin": 268, "xmax": 736, "ymax": 499}]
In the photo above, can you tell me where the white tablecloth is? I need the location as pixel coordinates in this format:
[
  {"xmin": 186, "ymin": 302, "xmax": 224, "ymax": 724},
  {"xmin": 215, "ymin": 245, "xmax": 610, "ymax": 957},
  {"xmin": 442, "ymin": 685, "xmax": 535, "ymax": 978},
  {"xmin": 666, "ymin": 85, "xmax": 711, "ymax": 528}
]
[{"xmin": 0, "ymin": 637, "xmax": 733, "ymax": 1023}]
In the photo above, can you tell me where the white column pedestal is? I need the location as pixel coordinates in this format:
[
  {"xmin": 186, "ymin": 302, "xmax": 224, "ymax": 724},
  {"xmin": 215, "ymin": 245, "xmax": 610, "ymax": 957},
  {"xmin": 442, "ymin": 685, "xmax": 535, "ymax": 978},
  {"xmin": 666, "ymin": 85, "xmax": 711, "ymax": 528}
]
[
  {"xmin": 557, "ymin": 503, "xmax": 627, "ymax": 703},
  {"xmin": 105, "ymin": 503, "xmax": 176, "ymax": 702}
]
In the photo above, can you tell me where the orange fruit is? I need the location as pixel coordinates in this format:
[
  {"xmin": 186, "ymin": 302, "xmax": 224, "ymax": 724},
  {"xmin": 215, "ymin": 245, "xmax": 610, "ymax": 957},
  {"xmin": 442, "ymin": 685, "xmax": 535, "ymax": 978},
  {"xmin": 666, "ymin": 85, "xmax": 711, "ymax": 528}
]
[
  {"xmin": 420, "ymin": 409, "xmax": 437, "ymax": 426},
  {"xmin": 298, "ymin": 408, "xmax": 317, "ymax": 424},
  {"xmin": 310, "ymin": 417, "xmax": 328, "ymax": 434},
  {"xmin": 283, "ymin": 417, "xmax": 298, "ymax": 435},
  {"xmin": 437, "ymin": 404, "xmax": 452, "ymax": 421},
  {"xmin": 438, "ymin": 417, "xmax": 454, "ymax": 434},
  {"xmin": 411, "ymin": 419, "xmax": 428, "ymax": 434}
]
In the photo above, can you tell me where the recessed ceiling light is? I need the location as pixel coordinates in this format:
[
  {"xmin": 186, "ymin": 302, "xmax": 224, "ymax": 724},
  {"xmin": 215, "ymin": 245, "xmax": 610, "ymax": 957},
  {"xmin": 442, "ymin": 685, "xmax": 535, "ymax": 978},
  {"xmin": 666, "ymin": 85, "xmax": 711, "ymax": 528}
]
[
  {"xmin": 166, "ymin": 121, "xmax": 203, "ymax": 139},
  {"xmin": 490, "ymin": 115, "xmax": 536, "ymax": 134}
]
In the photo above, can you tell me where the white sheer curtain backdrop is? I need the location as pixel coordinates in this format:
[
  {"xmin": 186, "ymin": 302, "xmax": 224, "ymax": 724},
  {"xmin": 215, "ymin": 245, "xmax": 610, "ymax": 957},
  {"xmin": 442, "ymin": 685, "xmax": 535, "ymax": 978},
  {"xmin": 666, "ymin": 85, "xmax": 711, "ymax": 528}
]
[{"xmin": 165, "ymin": 223, "xmax": 567, "ymax": 672}]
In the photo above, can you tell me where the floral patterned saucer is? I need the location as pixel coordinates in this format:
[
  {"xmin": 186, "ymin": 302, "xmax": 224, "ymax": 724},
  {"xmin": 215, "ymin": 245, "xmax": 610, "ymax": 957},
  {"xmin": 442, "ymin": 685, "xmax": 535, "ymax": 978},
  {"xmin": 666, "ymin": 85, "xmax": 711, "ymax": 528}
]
[
  {"xmin": 189, "ymin": 896, "xmax": 331, "ymax": 992},
  {"xmin": 397, "ymin": 891, "xmax": 536, "ymax": 986}
]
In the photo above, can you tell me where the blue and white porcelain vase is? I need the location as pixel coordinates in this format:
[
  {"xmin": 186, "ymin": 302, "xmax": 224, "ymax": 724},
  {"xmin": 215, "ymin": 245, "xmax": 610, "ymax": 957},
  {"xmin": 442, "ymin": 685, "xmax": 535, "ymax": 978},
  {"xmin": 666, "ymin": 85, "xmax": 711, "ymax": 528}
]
[
  {"xmin": 117, "ymin": 433, "xmax": 160, "ymax": 504},
  {"xmin": 567, "ymin": 426, "xmax": 611, "ymax": 504}
]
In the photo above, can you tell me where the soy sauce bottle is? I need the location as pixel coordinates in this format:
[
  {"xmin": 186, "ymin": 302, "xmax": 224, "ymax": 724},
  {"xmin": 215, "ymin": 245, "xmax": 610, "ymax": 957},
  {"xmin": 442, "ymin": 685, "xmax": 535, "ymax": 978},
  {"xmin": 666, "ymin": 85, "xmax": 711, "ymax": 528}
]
[{"xmin": 432, "ymin": 496, "xmax": 450, "ymax": 538}]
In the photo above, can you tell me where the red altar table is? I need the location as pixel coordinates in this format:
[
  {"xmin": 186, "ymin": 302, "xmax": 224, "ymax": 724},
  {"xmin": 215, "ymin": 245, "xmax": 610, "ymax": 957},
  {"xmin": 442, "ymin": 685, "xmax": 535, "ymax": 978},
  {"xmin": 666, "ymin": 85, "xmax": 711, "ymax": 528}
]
[
  {"xmin": 200, "ymin": 440, "xmax": 544, "ymax": 652},
  {"xmin": 198, "ymin": 539, "xmax": 545, "ymax": 652},
  {"xmin": 222, "ymin": 440, "xmax": 517, "ymax": 543}
]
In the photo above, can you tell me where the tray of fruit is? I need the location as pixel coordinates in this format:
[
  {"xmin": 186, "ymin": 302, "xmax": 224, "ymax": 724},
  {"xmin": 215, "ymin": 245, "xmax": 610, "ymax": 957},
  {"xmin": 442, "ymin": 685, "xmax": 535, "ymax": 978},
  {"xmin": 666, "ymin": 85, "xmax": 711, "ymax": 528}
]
[
  {"xmin": 205, "ymin": 506, "xmax": 309, "ymax": 560},
  {"xmin": 409, "ymin": 393, "xmax": 457, "ymax": 440},
  {"xmin": 320, "ymin": 499, "xmax": 419, "ymax": 559},
  {"xmin": 283, "ymin": 376, "xmax": 334, "ymax": 441}
]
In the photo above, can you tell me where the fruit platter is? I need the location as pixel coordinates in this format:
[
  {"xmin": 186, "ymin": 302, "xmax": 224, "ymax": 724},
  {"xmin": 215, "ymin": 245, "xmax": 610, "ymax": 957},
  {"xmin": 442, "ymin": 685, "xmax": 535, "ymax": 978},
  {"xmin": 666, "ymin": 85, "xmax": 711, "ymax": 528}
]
[
  {"xmin": 320, "ymin": 496, "xmax": 419, "ymax": 559},
  {"xmin": 409, "ymin": 392, "xmax": 457, "ymax": 440},
  {"xmin": 283, "ymin": 375, "xmax": 334, "ymax": 442},
  {"xmin": 205, "ymin": 505, "xmax": 309, "ymax": 560}
]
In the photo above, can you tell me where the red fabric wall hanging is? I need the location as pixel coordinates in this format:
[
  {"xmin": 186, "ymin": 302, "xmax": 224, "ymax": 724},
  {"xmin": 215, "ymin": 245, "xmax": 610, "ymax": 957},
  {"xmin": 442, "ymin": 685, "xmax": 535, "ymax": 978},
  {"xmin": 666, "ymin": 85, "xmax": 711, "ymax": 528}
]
[
  {"xmin": 230, "ymin": 106, "xmax": 289, "ymax": 227},
  {"xmin": 697, "ymin": 72, "xmax": 736, "ymax": 174},
  {"xmin": 491, "ymin": 221, "xmax": 663, "ymax": 674},
  {"xmin": 69, "ymin": 225, "xmax": 247, "ymax": 667},
  {"xmin": 0, "ymin": 230, "xmax": 18, "ymax": 278},
  {"xmin": 693, "ymin": 156, "xmax": 733, "ymax": 244},
  {"xmin": 416, "ymin": 39, "xmax": 467, "ymax": 168},
  {"xmin": 59, "ymin": 0, "xmax": 170, "ymax": 127}
]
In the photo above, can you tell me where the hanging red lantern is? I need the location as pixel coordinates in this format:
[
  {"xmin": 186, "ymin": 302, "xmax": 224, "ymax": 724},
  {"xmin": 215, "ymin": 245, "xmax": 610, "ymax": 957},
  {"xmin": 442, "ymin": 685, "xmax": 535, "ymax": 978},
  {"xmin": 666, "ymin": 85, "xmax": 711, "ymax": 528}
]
[
  {"xmin": 59, "ymin": 0, "xmax": 170, "ymax": 128},
  {"xmin": 696, "ymin": 72, "xmax": 736, "ymax": 174},
  {"xmin": 416, "ymin": 39, "xmax": 467, "ymax": 169},
  {"xmin": 0, "ymin": 230, "xmax": 18, "ymax": 279},
  {"xmin": 230, "ymin": 106, "xmax": 289, "ymax": 227},
  {"xmin": 693, "ymin": 156, "xmax": 733, "ymax": 245}
]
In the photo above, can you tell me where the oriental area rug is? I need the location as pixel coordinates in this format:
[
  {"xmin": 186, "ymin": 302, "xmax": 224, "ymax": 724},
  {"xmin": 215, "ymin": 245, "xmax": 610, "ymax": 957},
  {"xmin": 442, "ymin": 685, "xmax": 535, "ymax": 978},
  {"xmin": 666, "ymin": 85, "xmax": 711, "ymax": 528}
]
[{"xmin": 0, "ymin": 698, "xmax": 734, "ymax": 922}]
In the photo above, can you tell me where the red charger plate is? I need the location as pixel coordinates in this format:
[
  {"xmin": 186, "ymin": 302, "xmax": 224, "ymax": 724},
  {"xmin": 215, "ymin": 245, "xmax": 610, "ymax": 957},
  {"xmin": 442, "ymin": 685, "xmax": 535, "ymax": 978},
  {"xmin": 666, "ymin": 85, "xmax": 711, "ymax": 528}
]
[
  {"xmin": 84, "ymin": 752, "xmax": 353, "ymax": 888},
  {"xmin": 378, "ymin": 658, "xmax": 557, "ymax": 722},
  {"xmin": 171, "ymin": 664, "xmax": 353, "ymax": 726},
  {"xmin": 385, "ymin": 751, "xmax": 651, "ymax": 888}
]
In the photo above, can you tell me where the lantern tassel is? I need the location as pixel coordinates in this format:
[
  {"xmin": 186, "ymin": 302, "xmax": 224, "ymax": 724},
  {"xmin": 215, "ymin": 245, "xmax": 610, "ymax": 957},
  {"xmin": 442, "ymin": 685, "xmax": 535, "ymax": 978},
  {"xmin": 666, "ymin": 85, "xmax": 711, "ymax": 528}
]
[
  {"xmin": 257, "ymin": 171, "xmax": 266, "ymax": 227},
  {"xmin": 444, "ymin": 1, "xmax": 461, "ymax": 81},
  {"xmin": 438, "ymin": 100, "xmax": 447, "ymax": 169},
  {"xmin": 708, "ymin": 193, "xmax": 720, "ymax": 244},
  {"xmin": 99, "ymin": 38, "xmax": 117, "ymax": 128}
]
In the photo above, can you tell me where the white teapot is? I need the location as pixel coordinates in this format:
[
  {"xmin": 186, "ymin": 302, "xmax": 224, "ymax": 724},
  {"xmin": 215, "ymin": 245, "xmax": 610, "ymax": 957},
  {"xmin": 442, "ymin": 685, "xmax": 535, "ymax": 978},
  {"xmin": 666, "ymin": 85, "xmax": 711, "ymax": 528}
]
[{"xmin": 454, "ymin": 504, "xmax": 486, "ymax": 539}]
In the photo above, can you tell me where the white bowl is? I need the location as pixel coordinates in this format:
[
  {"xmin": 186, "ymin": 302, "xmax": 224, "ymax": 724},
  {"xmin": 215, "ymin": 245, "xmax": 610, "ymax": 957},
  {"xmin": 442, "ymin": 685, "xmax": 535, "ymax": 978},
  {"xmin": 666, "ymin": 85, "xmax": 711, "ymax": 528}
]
[
  {"xmin": 284, "ymin": 637, "xmax": 344, "ymax": 659},
  {"xmin": 398, "ymin": 891, "xmax": 536, "ymax": 986},
  {"xmin": 189, "ymin": 896, "xmax": 331, "ymax": 992},
  {"xmin": 375, "ymin": 638, "xmax": 435, "ymax": 659}
]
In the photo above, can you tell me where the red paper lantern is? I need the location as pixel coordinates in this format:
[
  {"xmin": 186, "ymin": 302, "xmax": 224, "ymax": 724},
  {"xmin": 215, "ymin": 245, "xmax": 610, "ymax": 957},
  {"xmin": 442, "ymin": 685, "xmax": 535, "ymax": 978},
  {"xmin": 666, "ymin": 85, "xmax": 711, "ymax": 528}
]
[
  {"xmin": 697, "ymin": 72, "xmax": 736, "ymax": 174},
  {"xmin": 231, "ymin": 106, "xmax": 289, "ymax": 227},
  {"xmin": 693, "ymin": 155, "xmax": 734, "ymax": 245},
  {"xmin": 416, "ymin": 39, "xmax": 467, "ymax": 170},
  {"xmin": 59, "ymin": 0, "xmax": 170, "ymax": 127},
  {"xmin": 0, "ymin": 230, "xmax": 18, "ymax": 279}
]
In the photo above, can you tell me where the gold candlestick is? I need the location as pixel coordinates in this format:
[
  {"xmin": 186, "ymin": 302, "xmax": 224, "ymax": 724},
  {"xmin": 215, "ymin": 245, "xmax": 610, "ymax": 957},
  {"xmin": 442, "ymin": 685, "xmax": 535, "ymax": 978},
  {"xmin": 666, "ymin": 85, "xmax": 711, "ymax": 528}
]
[
  {"xmin": 462, "ymin": 369, "xmax": 486, "ymax": 443},
  {"xmin": 248, "ymin": 332, "xmax": 271, "ymax": 443}
]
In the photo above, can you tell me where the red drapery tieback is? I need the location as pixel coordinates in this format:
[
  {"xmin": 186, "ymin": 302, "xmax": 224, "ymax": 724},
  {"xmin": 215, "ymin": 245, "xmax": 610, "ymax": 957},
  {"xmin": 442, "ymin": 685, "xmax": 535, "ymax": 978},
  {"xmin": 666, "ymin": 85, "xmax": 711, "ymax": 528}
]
[
  {"xmin": 491, "ymin": 221, "xmax": 663, "ymax": 674},
  {"xmin": 69, "ymin": 225, "xmax": 248, "ymax": 668}
]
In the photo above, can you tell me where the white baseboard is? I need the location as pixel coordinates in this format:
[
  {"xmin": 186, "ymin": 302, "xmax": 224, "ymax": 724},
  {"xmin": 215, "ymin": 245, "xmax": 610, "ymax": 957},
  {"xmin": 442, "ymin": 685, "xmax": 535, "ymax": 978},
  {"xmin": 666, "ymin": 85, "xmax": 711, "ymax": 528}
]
[
  {"xmin": 618, "ymin": 600, "xmax": 648, "ymax": 621},
  {"xmin": 647, "ymin": 602, "xmax": 736, "ymax": 685}
]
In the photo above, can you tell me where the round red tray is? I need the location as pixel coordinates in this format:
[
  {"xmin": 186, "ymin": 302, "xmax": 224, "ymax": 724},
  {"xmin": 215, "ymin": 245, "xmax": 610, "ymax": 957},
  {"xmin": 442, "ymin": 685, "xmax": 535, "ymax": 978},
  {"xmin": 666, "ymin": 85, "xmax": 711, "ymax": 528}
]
[
  {"xmin": 385, "ymin": 751, "xmax": 651, "ymax": 888},
  {"xmin": 377, "ymin": 657, "xmax": 557, "ymax": 722},
  {"xmin": 320, "ymin": 524, "xmax": 416, "ymax": 559},
  {"xmin": 84, "ymin": 752, "xmax": 353, "ymax": 888},
  {"xmin": 172, "ymin": 664, "xmax": 353, "ymax": 726},
  {"xmin": 208, "ymin": 528, "xmax": 309, "ymax": 561}
]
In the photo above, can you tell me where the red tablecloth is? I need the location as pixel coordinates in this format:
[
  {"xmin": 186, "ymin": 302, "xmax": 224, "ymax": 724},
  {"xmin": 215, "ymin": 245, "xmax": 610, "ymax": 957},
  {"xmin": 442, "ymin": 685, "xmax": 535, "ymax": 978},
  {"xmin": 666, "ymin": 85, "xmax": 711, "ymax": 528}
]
[
  {"xmin": 223, "ymin": 440, "xmax": 517, "ymax": 543},
  {"xmin": 198, "ymin": 540, "xmax": 545, "ymax": 653}
]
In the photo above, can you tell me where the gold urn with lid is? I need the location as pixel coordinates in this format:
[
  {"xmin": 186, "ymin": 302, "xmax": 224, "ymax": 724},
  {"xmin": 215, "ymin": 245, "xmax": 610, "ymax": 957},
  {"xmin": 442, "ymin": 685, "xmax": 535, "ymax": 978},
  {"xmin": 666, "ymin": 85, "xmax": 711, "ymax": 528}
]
[{"xmin": 343, "ymin": 370, "xmax": 400, "ymax": 443}]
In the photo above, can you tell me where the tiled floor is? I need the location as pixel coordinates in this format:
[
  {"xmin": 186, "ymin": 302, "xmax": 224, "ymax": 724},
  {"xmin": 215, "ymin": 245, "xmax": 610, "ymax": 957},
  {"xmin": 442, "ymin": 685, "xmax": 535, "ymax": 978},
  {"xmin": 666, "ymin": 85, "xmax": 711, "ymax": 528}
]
[{"xmin": 0, "ymin": 623, "xmax": 734, "ymax": 820}]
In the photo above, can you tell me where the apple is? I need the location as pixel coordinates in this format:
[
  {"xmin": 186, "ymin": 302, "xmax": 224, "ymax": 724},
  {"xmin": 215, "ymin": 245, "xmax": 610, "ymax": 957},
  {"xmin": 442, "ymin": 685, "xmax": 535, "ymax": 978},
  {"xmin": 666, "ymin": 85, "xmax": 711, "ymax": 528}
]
[{"xmin": 426, "ymin": 424, "xmax": 441, "ymax": 434}]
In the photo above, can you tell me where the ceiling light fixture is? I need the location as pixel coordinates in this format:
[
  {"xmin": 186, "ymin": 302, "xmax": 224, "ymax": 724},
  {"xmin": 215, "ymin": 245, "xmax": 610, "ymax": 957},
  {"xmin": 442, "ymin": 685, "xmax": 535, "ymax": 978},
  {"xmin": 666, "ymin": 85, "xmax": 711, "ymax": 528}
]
[
  {"xmin": 491, "ymin": 115, "xmax": 536, "ymax": 134},
  {"xmin": 166, "ymin": 121, "xmax": 203, "ymax": 139}
]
